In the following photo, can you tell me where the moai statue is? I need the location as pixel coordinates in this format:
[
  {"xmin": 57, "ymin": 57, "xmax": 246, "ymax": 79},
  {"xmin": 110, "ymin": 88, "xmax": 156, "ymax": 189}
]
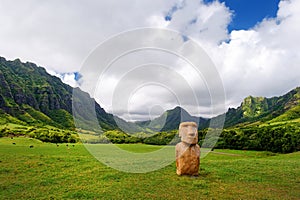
[{"xmin": 176, "ymin": 122, "xmax": 200, "ymax": 176}]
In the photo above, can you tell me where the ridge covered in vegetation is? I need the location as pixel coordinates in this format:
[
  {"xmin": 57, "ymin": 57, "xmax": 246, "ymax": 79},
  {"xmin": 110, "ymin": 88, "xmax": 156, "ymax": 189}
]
[
  {"xmin": 0, "ymin": 56, "xmax": 299, "ymax": 152},
  {"xmin": 0, "ymin": 57, "xmax": 119, "ymax": 142}
]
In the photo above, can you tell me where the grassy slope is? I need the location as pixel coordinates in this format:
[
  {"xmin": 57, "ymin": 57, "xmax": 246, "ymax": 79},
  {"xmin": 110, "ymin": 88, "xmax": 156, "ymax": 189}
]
[{"xmin": 0, "ymin": 137, "xmax": 299, "ymax": 199}]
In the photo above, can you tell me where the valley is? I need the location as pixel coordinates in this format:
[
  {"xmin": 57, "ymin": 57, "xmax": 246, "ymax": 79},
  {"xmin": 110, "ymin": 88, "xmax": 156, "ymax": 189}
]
[{"xmin": 0, "ymin": 57, "xmax": 299, "ymax": 153}]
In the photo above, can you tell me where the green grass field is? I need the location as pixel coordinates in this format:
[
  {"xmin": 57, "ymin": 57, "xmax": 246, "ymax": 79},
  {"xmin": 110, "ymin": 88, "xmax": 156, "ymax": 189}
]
[{"xmin": 0, "ymin": 137, "xmax": 299, "ymax": 199}]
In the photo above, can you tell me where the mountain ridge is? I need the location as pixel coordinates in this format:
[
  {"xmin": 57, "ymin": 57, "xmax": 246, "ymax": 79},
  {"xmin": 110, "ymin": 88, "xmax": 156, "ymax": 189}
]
[
  {"xmin": 222, "ymin": 87, "xmax": 300, "ymax": 127},
  {"xmin": 0, "ymin": 56, "xmax": 118, "ymax": 132},
  {"xmin": 135, "ymin": 106, "xmax": 209, "ymax": 131},
  {"xmin": 136, "ymin": 87, "xmax": 300, "ymax": 131},
  {"xmin": 0, "ymin": 56, "xmax": 299, "ymax": 133}
]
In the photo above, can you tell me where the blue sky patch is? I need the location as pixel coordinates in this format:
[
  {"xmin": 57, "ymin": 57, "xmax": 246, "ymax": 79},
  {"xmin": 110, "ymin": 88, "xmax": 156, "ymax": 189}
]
[{"xmin": 203, "ymin": 0, "xmax": 280, "ymax": 31}]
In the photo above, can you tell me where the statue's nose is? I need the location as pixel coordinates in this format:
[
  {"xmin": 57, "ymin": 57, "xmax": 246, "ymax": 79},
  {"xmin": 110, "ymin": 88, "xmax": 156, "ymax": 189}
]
[
  {"xmin": 187, "ymin": 126, "xmax": 196, "ymax": 136},
  {"xmin": 188, "ymin": 132, "xmax": 195, "ymax": 137}
]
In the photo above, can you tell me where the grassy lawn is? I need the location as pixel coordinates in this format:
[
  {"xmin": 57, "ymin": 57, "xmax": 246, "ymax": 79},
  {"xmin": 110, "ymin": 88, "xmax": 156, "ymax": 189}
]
[{"xmin": 0, "ymin": 137, "xmax": 299, "ymax": 199}]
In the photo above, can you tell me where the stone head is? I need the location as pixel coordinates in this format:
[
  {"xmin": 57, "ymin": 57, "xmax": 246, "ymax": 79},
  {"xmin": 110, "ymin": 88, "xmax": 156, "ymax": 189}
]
[{"xmin": 179, "ymin": 122, "xmax": 198, "ymax": 144}]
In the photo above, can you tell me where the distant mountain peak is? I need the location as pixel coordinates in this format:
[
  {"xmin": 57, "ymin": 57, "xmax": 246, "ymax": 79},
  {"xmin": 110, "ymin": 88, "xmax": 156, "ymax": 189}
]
[
  {"xmin": 136, "ymin": 106, "xmax": 209, "ymax": 131},
  {"xmin": 241, "ymin": 95, "xmax": 268, "ymax": 118}
]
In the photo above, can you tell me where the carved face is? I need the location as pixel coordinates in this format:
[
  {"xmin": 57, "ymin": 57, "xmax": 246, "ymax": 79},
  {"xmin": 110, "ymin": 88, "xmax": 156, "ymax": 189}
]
[{"xmin": 179, "ymin": 122, "xmax": 198, "ymax": 144}]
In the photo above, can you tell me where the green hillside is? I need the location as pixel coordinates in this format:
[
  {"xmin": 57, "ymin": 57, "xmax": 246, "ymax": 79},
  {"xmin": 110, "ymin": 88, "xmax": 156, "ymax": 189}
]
[
  {"xmin": 223, "ymin": 87, "xmax": 300, "ymax": 127},
  {"xmin": 0, "ymin": 56, "xmax": 299, "ymax": 152},
  {"xmin": 0, "ymin": 57, "xmax": 118, "ymax": 132},
  {"xmin": 135, "ymin": 87, "xmax": 300, "ymax": 132}
]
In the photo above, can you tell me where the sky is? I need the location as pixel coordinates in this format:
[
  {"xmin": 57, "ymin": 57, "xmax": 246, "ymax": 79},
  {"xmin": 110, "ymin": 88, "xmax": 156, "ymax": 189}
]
[
  {"xmin": 205, "ymin": 0, "xmax": 280, "ymax": 31},
  {"xmin": 0, "ymin": 0, "xmax": 299, "ymax": 121}
]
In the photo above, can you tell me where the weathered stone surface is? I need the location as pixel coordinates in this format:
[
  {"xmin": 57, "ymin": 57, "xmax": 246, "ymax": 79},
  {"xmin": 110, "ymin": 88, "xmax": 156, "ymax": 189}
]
[
  {"xmin": 176, "ymin": 142, "xmax": 200, "ymax": 175},
  {"xmin": 179, "ymin": 121, "xmax": 198, "ymax": 144},
  {"xmin": 176, "ymin": 122, "xmax": 200, "ymax": 176}
]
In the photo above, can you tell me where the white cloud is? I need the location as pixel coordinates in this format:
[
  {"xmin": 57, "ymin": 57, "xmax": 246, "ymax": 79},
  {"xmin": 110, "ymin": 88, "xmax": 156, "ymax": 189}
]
[
  {"xmin": 0, "ymin": 0, "xmax": 300, "ymax": 121},
  {"xmin": 211, "ymin": 0, "xmax": 300, "ymax": 108},
  {"xmin": 0, "ymin": 0, "xmax": 176, "ymax": 73},
  {"xmin": 47, "ymin": 70, "xmax": 79, "ymax": 88},
  {"xmin": 167, "ymin": 0, "xmax": 232, "ymax": 45}
]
